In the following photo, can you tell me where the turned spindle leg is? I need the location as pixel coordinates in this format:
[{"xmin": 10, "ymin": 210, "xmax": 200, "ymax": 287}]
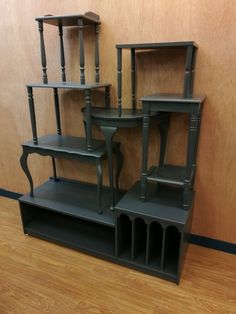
[
  {"xmin": 27, "ymin": 87, "xmax": 38, "ymax": 144},
  {"xmin": 38, "ymin": 21, "xmax": 48, "ymax": 84},
  {"xmin": 117, "ymin": 48, "xmax": 122, "ymax": 117},
  {"xmin": 131, "ymin": 48, "xmax": 136, "ymax": 112},
  {"xmin": 58, "ymin": 24, "xmax": 66, "ymax": 82},
  {"xmin": 95, "ymin": 24, "xmax": 100, "ymax": 83},
  {"xmin": 84, "ymin": 89, "xmax": 92, "ymax": 151},
  {"xmin": 140, "ymin": 102, "xmax": 150, "ymax": 201},
  {"xmin": 183, "ymin": 113, "xmax": 199, "ymax": 208},
  {"xmin": 78, "ymin": 18, "xmax": 85, "ymax": 84}
]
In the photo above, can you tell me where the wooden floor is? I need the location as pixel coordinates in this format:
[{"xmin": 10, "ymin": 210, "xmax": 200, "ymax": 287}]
[{"xmin": 0, "ymin": 197, "xmax": 235, "ymax": 314}]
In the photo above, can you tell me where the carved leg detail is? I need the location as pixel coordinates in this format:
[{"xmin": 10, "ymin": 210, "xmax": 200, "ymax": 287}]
[
  {"xmin": 96, "ymin": 160, "xmax": 103, "ymax": 214},
  {"xmin": 115, "ymin": 143, "xmax": 124, "ymax": 197},
  {"xmin": 20, "ymin": 150, "xmax": 34, "ymax": 197},
  {"xmin": 100, "ymin": 126, "xmax": 118, "ymax": 210}
]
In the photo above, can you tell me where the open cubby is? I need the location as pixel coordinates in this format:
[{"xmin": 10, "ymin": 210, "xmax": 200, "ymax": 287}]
[
  {"xmin": 163, "ymin": 226, "xmax": 181, "ymax": 275},
  {"xmin": 132, "ymin": 218, "xmax": 147, "ymax": 264},
  {"xmin": 147, "ymin": 222, "xmax": 163, "ymax": 269},
  {"xmin": 20, "ymin": 202, "xmax": 115, "ymax": 257}
]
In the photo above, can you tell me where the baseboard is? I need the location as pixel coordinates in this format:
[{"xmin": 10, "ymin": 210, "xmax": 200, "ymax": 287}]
[
  {"xmin": 190, "ymin": 234, "xmax": 236, "ymax": 255},
  {"xmin": 1, "ymin": 187, "xmax": 235, "ymax": 255},
  {"xmin": 0, "ymin": 189, "xmax": 23, "ymax": 200}
]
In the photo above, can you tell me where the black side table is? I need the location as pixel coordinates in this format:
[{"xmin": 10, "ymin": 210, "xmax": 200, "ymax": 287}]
[{"xmin": 140, "ymin": 93, "xmax": 206, "ymax": 208}]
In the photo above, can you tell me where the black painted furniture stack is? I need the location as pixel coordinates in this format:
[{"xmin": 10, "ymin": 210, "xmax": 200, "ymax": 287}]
[{"xmin": 19, "ymin": 12, "xmax": 205, "ymax": 284}]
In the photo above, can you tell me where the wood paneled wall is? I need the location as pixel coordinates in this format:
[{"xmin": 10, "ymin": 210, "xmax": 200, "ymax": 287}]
[{"xmin": 0, "ymin": 0, "xmax": 235, "ymax": 243}]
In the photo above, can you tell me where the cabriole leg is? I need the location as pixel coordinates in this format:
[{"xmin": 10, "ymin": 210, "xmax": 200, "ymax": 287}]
[{"xmin": 20, "ymin": 149, "xmax": 34, "ymax": 197}]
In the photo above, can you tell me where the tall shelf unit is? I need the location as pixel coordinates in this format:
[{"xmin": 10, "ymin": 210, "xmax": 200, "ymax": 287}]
[{"xmin": 19, "ymin": 12, "xmax": 205, "ymax": 284}]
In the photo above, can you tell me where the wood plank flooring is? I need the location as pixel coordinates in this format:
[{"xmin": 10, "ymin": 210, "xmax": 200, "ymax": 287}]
[{"xmin": 0, "ymin": 196, "xmax": 235, "ymax": 313}]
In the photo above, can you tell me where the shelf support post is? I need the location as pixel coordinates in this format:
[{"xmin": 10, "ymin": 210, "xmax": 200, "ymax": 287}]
[
  {"xmin": 84, "ymin": 89, "xmax": 92, "ymax": 151},
  {"xmin": 27, "ymin": 87, "xmax": 38, "ymax": 144},
  {"xmin": 140, "ymin": 101, "xmax": 150, "ymax": 201},
  {"xmin": 131, "ymin": 48, "xmax": 136, "ymax": 112},
  {"xmin": 38, "ymin": 21, "xmax": 48, "ymax": 84},
  {"xmin": 95, "ymin": 24, "xmax": 100, "ymax": 83},
  {"xmin": 117, "ymin": 48, "xmax": 122, "ymax": 116},
  {"xmin": 58, "ymin": 24, "xmax": 66, "ymax": 82},
  {"xmin": 78, "ymin": 18, "xmax": 85, "ymax": 84}
]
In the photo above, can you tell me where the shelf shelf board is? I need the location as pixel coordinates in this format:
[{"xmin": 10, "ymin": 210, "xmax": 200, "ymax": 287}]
[
  {"xmin": 26, "ymin": 82, "xmax": 111, "ymax": 90},
  {"xmin": 22, "ymin": 134, "xmax": 119, "ymax": 158},
  {"xmin": 140, "ymin": 92, "xmax": 206, "ymax": 104},
  {"xmin": 19, "ymin": 179, "xmax": 116, "ymax": 227},
  {"xmin": 35, "ymin": 12, "xmax": 100, "ymax": 26},
  {"xmin": 147, "ymin": 165, "xmax": 186, "ymax": 186},
  {"xmin": 116, "ymin": 182, "xmax": 193, "ymax": 225},
  {"xmin": 116, "ymin": 41, "xmax": 198, "ymax": 49}
]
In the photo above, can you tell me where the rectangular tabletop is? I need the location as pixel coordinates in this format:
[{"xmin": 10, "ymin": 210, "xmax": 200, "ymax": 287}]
[
  {"xmin": 35, "ymin": 13, "xmax": 100, "ymax": 26},
  {"xmin": 26, "ymin": 82, "xmax": 111, "ymax": 90},
  {"xmin": 116, "ymin": 41, "xmax": 198, "ymax": 49}
]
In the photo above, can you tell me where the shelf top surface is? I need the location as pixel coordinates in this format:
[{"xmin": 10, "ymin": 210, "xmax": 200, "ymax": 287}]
[
  {"xmin": 116, "ymin": 182, "xmax": 192, "ymax": 225},
  {"xmin": 35, "ymin": 12, "xmax": 100, "ymax": 26},
  {"xmin": 19, "ymin": 179, "xmax": 116, "ymax": 227},
  {"xmin": 26, "ymin": 82, "xmax": 111, "ymax": 90},
  {"xmin": 22, "ymin": 134, "xmax": 118, "ymax": 158},
  {"xmin": 116, "ymin": 41, "xmax": 198, "ymax": 49},
  {"xmin": 140, "ymin": 93, "xmax": 206, "ymax": 104}
]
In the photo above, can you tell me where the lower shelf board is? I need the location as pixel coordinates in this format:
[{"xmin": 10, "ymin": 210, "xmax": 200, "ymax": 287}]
[{"xmin": 19, "ymin": 179, "xmax": 116, "ymax": 227}]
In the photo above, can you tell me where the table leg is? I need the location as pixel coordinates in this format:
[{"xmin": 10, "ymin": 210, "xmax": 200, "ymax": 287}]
[
  {"xmin": 114, "ymin": 143, "xmax": 124, "ymax": 197},
  {"xmin": 84, "ymin": 89, "xmax": 92, "ymax": 151},
  {"xmin": 96, "ymin": 159, "xmax": 103, "ymax": 214},
  {"xmin": 20, "ymin": 149, "xmax": 34, "ymax": 197},
  {"xmin": 140, "ymin": 103, "xmax": 150, "ymax": 201},
  {"xmin": 51, "ymin": 157, "xmax": 58, "ymax": 181},
  {"xmin": 100, "ymin": 126, "xmax": 118, "ymax": 210},
  {"xmin": 158, "ymin": 114, "xmax": 170, "ymax": 167},
  {"xmin": 183, "ymin": 112, "xmax": 199, "ymax": 208}
]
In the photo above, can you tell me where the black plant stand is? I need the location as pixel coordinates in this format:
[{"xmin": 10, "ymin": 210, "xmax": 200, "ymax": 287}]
[{"xmin": 140, "ymin": 93, "xmax": 205, "ymax": 208}]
